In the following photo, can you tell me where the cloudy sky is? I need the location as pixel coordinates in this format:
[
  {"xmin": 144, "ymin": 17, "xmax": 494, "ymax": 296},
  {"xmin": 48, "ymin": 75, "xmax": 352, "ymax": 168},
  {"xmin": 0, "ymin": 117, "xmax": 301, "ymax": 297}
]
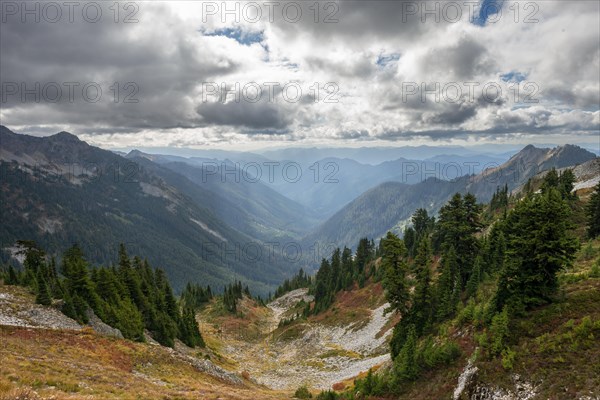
[{"xmin": 1, "ymin": 0, "xmax": 599, "ymax": 150}]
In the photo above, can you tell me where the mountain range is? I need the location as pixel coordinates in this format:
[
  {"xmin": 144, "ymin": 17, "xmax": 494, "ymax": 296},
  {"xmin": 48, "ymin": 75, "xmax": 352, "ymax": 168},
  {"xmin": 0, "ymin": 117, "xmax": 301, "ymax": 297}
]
[
  {"xmin": 303, "ymin": 143, "xmax": 597, "ymax": 250},
  {"xmin": 1, "ymin": 125, "xmax": 597, "ymax": 288},
  {"xmin": 0, "ymin": 126, "xmax": 301, "ymax": 295}
]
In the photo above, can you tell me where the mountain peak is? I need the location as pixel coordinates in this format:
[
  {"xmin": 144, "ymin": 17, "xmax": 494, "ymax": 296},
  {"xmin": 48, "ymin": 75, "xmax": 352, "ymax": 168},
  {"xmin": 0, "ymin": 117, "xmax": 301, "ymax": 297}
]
[
  {"xmin": 0, "ymin": 125, "xmax": 16, "ymax": 136},
  {"xmin": 126, "ymin": 149, "xmax": 156, "ymax": 161},
  {"xmin": 508, "ymin": 144, "xmax": 548, "ymax": 163},
  {"xmin": 127, "ymin": 149, "xmax": 146, "ymax": 157},
  {"xmin": 50, "ymin": 131, "xmax": 81, "ymax": 142}
]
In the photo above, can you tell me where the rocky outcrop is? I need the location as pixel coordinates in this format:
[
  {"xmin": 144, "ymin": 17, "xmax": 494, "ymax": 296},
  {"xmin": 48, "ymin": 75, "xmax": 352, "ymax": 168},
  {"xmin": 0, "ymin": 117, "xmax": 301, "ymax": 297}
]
[
  {"xmin": 454, "ymin": 357, "xmax": 479, "ymax": 400},
  {"xmin": 453, "ymin": 352, "xmax": 542, "ymax": 400},
  {"xmin": 85, "ymin": 309, "xmax": 124, "ymax": 339},
  {"xmin": 469, "ymin": 374, "xmax": 539, "ymax": 400},
  {"xmin": 0, "ymin": 288, "xmax": 81, "ymax": 331},
  {"xmin": 180, "ymin": 354, "xmax": 244, "ymax": 386}
]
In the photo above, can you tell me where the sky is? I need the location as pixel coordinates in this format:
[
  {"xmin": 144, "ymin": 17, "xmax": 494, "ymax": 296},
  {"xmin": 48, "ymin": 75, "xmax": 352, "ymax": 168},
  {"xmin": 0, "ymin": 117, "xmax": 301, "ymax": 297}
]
[{"xmin": 1, "ymin": 0, "xmax": 599, "ymax": 151}]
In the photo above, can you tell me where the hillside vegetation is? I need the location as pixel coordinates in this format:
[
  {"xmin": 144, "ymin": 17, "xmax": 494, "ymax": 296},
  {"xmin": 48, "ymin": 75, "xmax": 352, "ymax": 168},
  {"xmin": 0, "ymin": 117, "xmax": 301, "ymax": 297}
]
[
  {"xmin": 1, "ymin": 143, "xmax": 598, "ymax": 399},
  {"xmin": 305, "ymin": 145, "xmax": 596, "ymax": 251},
  {"xmin": 306, "ymin": 172, "xmax": 600, "ymax": 399},
  {"xmin": 0, "ymin": 125, "xmax": 300, "ymax": 295}
]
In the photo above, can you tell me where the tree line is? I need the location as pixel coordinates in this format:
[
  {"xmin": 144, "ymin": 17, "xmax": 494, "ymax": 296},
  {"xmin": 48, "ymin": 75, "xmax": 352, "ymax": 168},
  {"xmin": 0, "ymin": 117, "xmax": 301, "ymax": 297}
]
[
  {"xmin": 270, "ymin": 268, "xmax": 312, "ymax": 300},
  {"xmin": 3, "ymin": 243, "xmax": 204, "ymax": 348}
]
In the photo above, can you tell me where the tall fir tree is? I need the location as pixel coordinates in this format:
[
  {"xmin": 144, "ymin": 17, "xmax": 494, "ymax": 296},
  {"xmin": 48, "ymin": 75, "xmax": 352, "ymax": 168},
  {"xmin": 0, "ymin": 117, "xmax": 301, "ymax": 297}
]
[
  {"xmin": 494, "ymin": 188, "xmax": 579, "ymax": 311},
  {"xmin": 394, "ymin": 324, "xmax": 419, "ymax": 381},
  {"xmin": 586, "ymin": 183, "xmax": 600, "ymax": 238},
  {"xmin": 436, "ymin": 246, "xmax": 460, "ymax": 320},
  {"xmin": 435, "ymin": 193, "xmax": 481, "ymax": 287},
  {"xmin": 382, "ymin": 232, "xmax": 410, "ymax": 316},
  {"xmin": 35, "ymin": 271, "xmax": 52, "ymax": 306},
  {"xmin": 410, "ymin": 239, "xmax": 434, "ymax": 335}
]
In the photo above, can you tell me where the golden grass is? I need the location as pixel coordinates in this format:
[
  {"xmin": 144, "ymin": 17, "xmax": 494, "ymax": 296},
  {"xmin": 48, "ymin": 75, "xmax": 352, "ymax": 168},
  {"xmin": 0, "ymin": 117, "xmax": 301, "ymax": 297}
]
[{"xmin": 0, "ymin": 325, "xmax": 287, "ymax": 399}]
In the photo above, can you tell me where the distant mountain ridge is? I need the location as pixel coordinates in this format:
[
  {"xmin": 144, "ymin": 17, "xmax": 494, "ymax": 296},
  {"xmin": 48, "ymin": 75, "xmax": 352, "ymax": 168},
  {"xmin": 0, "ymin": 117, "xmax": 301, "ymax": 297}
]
[
  {"xmin": 124, "ymin": 146, "xmax": 511, "ymax": 219},
  {"xmin": 2, "ymin": 125, "xmax": 596, "ymax": 281},
  {"xmin": 304, "ymin": 143, "xmax": 597, "ymax": 251},
  {"xmin": 124, "ymin": 151, "xmax": 320, "ymax": 241}
]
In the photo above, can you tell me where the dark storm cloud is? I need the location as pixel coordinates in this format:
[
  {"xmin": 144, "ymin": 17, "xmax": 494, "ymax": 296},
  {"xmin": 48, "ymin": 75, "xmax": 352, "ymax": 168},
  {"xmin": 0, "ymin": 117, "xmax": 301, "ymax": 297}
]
[
  {"xmin": 197, "ymin": 101, "xmax": 291, "ymax": 130},
  {"xmin": 0, "ymin": 0, "xmax": 598, "ymax": 145},
  {"xmin": 270, "ymin": 0, "xmax": 448, "ymax": 44},
  {"xmin": 0, "ymin": 2, "xmax": 239, "ymax": 133},
  {"xmin": 420, "ymin": 95, "xmax": 506, "ymax": 125},
  {"xmin": 419, "ymin": 37, "xmax": 495, "ymax": 80}
]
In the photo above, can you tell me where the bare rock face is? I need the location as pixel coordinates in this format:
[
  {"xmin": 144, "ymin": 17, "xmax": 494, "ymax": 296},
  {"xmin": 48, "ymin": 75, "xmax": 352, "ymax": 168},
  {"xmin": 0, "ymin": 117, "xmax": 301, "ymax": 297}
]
[
  {"xmin": 85, "ymin": 309, "xmax": 124, "ymax": 339},
  {"xmin": 453, "ymin": 354, "xmax": 543, "ymax": 400},
  {"xmin": 181, "ymin": 355, "xmax": 244, "ymax": 386},
  {"xmin": 0, "ymin": 287, "xmax": 81, "ymax": 331},
  {"xmin": 468, "ymin": 374, "xmax": 539, "ymax": 400},
  {"xmin": 454, "ymin": 357, "xmax": 479, "ymax": 400}
]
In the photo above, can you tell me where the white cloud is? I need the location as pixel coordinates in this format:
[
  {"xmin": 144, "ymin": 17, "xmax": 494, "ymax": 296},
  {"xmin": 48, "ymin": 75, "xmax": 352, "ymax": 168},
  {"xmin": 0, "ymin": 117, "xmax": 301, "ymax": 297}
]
[{"xmin": 1, "ymin": 0, "xmax": 598, "ymax": 149}]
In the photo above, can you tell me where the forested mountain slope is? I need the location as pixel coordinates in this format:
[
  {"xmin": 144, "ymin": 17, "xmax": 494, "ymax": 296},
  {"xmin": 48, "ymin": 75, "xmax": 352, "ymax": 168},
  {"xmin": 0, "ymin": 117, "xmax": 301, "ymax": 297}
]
[
  {"xmin": 0, "ymin": 126, "xmax": 295, "ymax": 294},
  {"xmin": 306, "ymin": 144, "xmax": 597, "ymax": 250}
]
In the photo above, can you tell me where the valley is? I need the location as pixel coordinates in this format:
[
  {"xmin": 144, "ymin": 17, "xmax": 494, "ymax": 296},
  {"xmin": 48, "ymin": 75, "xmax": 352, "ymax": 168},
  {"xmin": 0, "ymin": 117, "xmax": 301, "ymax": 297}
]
[
  {"xmin": 198, "ymin": 286, "xmax": 393, "ymax": 391},
  {"xmin": 2, "ymin": 235, "xmax": 600, "ymax": 399},
  {"xmin": 2, "ymin": 2, "xmax": 599, "ymax": 398},
  {"xmin": 1, "ymin": 125, "xmax": 599, "ymax": 400},
  {"xmin": 0, "ymin": 277, "xmax": 397, "ymax": 399}
]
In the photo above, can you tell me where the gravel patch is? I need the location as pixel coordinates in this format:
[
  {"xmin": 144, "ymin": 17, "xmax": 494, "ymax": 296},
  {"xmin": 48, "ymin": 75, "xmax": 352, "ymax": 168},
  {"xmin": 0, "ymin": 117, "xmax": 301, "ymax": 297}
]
[
  {"xmin": 215, "ymin": 289, "xmax": 394, "ymax": 391},
  {"xmin": 0, "ymin": 285, "xmax": 81, "ymax": 331}
]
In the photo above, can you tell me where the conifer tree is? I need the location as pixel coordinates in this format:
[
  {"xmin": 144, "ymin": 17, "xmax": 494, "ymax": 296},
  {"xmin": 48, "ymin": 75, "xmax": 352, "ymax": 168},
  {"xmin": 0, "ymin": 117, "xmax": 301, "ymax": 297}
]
[
  {"xmin": 6, "ymin": 265, "xmax": 18, "ymax": 285},
  {"xmin": 18, "ymin": 240, "xmax": 45, "ymax": 287},
  {"xmin": 490, "ymin": 184, "xmax": 509, "ymax": 211},
  {"xmin": 179, "ymin": 305, "xmax": 205, "ymax": 348},
  {"xmin": 494, "ymin": 188, "xmax": 578, "ymax": 310},
  {"xmin": 111, "ymin": 298, "xmax": 145, "ymax": 341},
  {"xmin": 95, "ymin": 268, "xmax": 119, "ymax": 303},
  {"xmin": 163, "ymin": 282, "xmax": 179, "ymax": 319},
  {"xmin": 435, "ymin": 193, "xmax": 481, "ymax": 287},
  {"xmin": 466, "ymin": 255, "xmax": 484, "ymax": 298},
  {"xmin": 411, "ymin": 239, "xmax": 434, "ymax": 335},
  {"xmin": 313, "ymin": 258, "xmax": 332, "ymax": 313},
  {"xmin": 486, "ymin": 224, "xmax": 506, "ymax": 274},
  {"xmin": 341, "ymin": 247, "xmax": 353, "ymax": 289},
  {"xmin": 330, "ymin": 248, "xmax": 342, "ymax": 292},
  {"xmin": 436, "ymin": 246, "xmax": 459, "ymax": 320},
  {"xmin": 558, "ymin": 169, "xmax": 577, "ymax": 200},
  {"xmin": 403, "ymin": 227, "xmax": 416, "ymax": 257},
  {"xmin": 355, "ymin": 237, "xmax": 373, "ymax": 275},
  {"xmin": 63, "ymin": 245, "xmax": 99, "ymax": 311},
  {"xmin": 412, "ymin": 208, "xmax": 434, "ymax": 239},
  {"xmin": 395, "ymin": 324, "xmax": 418, "ymax": 381},
  {"xmin": 382, "ymin": 232, "xmax": 410, "ymax": 316},
  {"xmin": 586, "ymin": 183, "xmax": 600, "ymax": 238},
  {"xmin": 61, "ymin": 291, "xmax": 78, "ymax": 321},
  {"xmin": 541, "ymin": 168, "xmax": 560, "ymax": 193},
  {"xmin": 35, "ymin": 271, "xmax": 52, "ymax": 306},
  {"xmin": 72, "ymin": 293, "xmax": 89, "ymax": 323}
]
